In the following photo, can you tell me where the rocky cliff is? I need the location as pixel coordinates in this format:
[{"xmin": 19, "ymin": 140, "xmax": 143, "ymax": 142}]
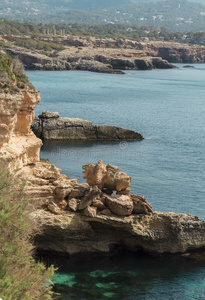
[
  {"xmin": 32, "ymin": 111, "xmax": 143, "ymax": 141},
  {"xmin": 0, "ymin": 52, "xmax": 42, "ymax": 172},
  {"xmin": 1, "ymin": 53, "xmax": 205, "ymax": 256},
  {"xmin": 3, "ymin": 38, "xmax": 205, "ymax": 73},
  {"xmin": 5, "ymin": 47, "xmax": 175, "ymax": 72},
  {"xmin": 152, "ymin": 42, "xmax": 205, "ymax": 63}
]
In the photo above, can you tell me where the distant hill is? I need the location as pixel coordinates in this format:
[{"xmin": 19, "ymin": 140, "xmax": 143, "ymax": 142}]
[
  {"xmin": 0, "ymin": 0, "xmax": 205, "ymax": 32},
  {"xmin": 0, "ymin": 1, "xmax": 158, "ymax": 11}
]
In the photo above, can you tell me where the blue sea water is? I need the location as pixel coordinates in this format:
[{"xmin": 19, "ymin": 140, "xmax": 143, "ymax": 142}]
[{"xmin": 27, "ymin": 65, "xmax": 205, "ymax": 299}]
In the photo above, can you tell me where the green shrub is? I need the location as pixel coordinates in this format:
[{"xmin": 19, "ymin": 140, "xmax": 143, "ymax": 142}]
[
  {"xmin": 13, "ymin": 38, "xmax": 64, "ymax": 52},
  {"xmin": 0, "ymin": 166, "xmax": 54, "ymax": 299},
  {"xmin": 0, "ymin": 53, "xmax": 15, "ymax": 81},
  {"xmin": 0, "ymin": 53, "xmax": 30, "ymax": 90}
]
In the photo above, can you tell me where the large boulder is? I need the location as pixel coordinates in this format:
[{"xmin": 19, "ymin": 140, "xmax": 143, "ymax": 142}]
[
  {"xmin": 83, "ymin": 160, "xmax": 132, "ymax": 193},
  {"xmin": 105, "ymin": 194, "xmax": 133, "ymax": 216},
  {"xmin": 78, "ymin": 185, "xmax": 101, "ymax": 210},
  {"xmin": 131, "ymin": 194, "xmax": 153, "ymax": 214}
]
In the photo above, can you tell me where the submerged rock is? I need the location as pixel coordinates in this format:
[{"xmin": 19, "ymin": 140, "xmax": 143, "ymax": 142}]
[{"xmin": 183, "ymin": 65, "xmax": 195, "ymax": 68}]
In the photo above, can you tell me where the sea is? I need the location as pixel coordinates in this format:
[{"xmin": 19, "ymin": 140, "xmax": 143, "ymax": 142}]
[{"xmin": 27, "ymin": 64, "xmax": 205, "ymax": 300}]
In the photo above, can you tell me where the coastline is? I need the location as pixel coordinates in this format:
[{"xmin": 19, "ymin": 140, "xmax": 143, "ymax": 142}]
[{"xmin": 1, "ymin": 53, "xmax": 205, "ymax": 260}]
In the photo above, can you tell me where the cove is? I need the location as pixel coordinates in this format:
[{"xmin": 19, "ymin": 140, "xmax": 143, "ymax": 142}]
[{"xmin": 27, "ymin": 65, "xmax": 205, "ymax": 299}]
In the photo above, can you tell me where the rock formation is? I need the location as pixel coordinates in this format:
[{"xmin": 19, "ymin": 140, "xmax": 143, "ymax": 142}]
[
  {"xmin": 32, "ymin": 210, "xmax": 205, "ymax": 255},
  {"xmin": 156, "ymin": 44, "xmax": 205, "ymax": 63},
  {"xmin": 83, "ymin": 160, "xmax": 132, "ymax": 193},
  {"xmin": 5, "ymin": 48, "xmax": 175, "ymax": 73},
  {"xmin": 0, "ymin": 53, "xmax": 42, "ymax": 172},
  {"xmin": 31, "ymin": 111, "xmax": 143, "ymax": 141},
  {"xmin": 3, "ymin": 37, "xmax": 205, "ymax": 73},
  {"xmin": 5, "ymin": 49, "xmax": 72, "ymax": 71},
  {"xmin": 16, "ymin": 158, "xmax": 152, "ymax": 218},
  {"xmin": 1, "ymin": 53, "xmax": 205, "ymax": 256}
]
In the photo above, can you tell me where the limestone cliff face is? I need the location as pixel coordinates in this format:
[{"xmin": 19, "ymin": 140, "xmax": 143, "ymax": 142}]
[{"xmin": 0, "ymin": 53, "xmax": 42, "ymax": 172}]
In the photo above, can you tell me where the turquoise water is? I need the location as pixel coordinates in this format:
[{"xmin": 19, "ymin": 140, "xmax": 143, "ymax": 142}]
[
  {"xmin": 27, "ymin": 65, "xmax": 205, "ymax": 299},
  {"xmin": 49, "ymin": 253, "xmax": 205, "ymax": 300}
]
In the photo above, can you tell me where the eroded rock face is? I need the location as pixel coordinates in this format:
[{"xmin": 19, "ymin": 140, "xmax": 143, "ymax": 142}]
[
  {"xmin": 6, "ymin": 49, "xmax": 71, "ymax": 71},
  {"xmin": 32, "ymin": 210, "xmax": 205, "ymax": 255},
  {"xmin": 0, "ymin": 59, "xmax": 42, "ymax": 171},
  {"xmin": 157, "ymin": 46, "xmax": 205, "ymax": 63},
  {"xmin": 6, "ymin": 47, "xmax": 176, "ymax": 73}
]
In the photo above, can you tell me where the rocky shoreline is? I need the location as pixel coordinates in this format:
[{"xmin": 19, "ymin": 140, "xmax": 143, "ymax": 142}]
[
  {"xmin": 32, "ymin": 111, "xmax": 143, "ymax": 141},
  {"xmin": 3, "ymin": 38, "xmax": 205, "ymax": 73},
  {"xmin": 1, "ymin": 53, "xmax": 205, "ymax": 257},
  {"xmin": 5, "ymin": 48, "xmax": 175, "ymax": 72}
]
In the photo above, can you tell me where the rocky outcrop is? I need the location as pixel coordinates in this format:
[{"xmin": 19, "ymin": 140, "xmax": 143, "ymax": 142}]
[
  {"xmin": 32, "ymin": 210, "xmax": 205, "ymax": 255},
  {"xmin": 3, "ymin": 38, "xmax": 205, "ymax": 74},
  {"xmin": 147, "ymin": 42, "xmax": 205, "ymax": 64},
  {"xmin": 15, "ymin": 159, "xmax": 204, "ymax": 255},
  {"xmin": 157, "ymin": 46, "xmax": 203, "ymax": 63},
  {"xmin": 1, "ymin": 54, "xmax": 205, "ymax": 257},
  {"xmin": 75, "ymin": 59, "xmax": 124, "ymax": 74},
  {"xmin": 5, "ymin": 49, "xmax": 122, "ymax": 73},
  {"xmin": 0, "ymin": 53, "xmax": 42, "ymax": 172},
  {"xmin": 16, "ymin": 159, "xmax": 205, "ymax": 255},
  {"xmin": 16, "ymin": 159, "xmax": 152, "ymax": 218},
  {"xmin": 111, "ymin": 57, "xmax": 174, "ymax": 70},
  {"xmin": 31, "ymin": 111, "xmax": 143, "ymax": 141},
  {"xmin": 5, "ymin": 49, "xmax": 72, "ymax": 71},
  {"xmin": 5, "ymin": 48, "xmax": 175, "ymax": 73},
  {"xmin": 83, "ymin": 160, "xmax": 132, "ymax": 193}
]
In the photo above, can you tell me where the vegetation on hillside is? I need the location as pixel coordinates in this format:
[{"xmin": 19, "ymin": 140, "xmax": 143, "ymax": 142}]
[
  {"xmin": 0, "ymin": 18, "xmax": 205, "ymax": 47},
  {"xmin": 4, "ymin": 36, "xmax": 64, "ymax": 52},
  {"xmin": 0, "ymin": 52, "xmax": 34, "ymax": 91},
  {"xmin": 0, "ymin": 166, "xmax": 54, "ymax": 299}
]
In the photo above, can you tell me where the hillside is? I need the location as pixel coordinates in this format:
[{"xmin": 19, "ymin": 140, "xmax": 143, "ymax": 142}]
[
  {"xmin": 0, "ymin": 0, "xmax": 205, "ymax": 32},
  {"xmin": 1, "ymin": 19, "xmax": 205, "ymax": 47}
]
